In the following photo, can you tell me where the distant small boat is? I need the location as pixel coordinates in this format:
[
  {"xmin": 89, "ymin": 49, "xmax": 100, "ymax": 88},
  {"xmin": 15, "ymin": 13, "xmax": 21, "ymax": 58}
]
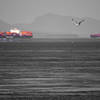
[{"xmin": 90, "ymin": 33, "xmax": 100, "ymax": 38}]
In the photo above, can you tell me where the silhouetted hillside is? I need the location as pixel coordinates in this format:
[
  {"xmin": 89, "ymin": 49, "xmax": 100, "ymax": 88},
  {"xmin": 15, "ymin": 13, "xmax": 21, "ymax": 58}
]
[{"xmin": 31, "ymin": 13, "xmax": 73, "ymax": 33}]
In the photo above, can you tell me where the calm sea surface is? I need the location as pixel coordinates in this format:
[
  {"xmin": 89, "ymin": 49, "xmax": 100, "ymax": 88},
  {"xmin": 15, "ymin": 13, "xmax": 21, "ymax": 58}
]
[{"xmin": 0, "ymin": 39, "xmax": 100, "ymax": 99}]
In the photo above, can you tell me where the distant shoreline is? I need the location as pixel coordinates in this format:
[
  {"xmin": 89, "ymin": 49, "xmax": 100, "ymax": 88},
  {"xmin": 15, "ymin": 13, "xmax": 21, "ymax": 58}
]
[{"xmin": 0, "ymin": 38, "xmax": 100, "ymax": 43}]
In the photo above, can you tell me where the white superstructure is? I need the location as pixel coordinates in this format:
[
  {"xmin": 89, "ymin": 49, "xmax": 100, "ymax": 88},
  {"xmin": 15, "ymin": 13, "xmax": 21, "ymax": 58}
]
[{"xmin": 10, "ymin": 28, "xmax": 22, "ymax": 36}]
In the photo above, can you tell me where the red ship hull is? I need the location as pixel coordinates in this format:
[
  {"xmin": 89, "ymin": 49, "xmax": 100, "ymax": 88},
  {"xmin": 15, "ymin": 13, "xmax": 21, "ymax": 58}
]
[
  {"xmin": 90, "ymin": 33, "xmax": 100, "ymax": 38},
  {"xmin": 0, "ymin": 31, "xmax": 32, "ymax": 38}
]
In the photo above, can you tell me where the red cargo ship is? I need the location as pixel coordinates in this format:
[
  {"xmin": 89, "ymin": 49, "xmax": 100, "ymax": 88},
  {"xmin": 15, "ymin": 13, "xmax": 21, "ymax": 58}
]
[{"xmin": 0, "ymin": 28, "xmax": 32, "ymax": 38}]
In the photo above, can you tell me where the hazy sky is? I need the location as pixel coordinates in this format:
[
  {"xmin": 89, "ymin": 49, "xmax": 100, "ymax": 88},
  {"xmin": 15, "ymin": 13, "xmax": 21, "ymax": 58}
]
[{"xmin": 0, "ymin": 0, "xmax": 99, "ymax": 24}]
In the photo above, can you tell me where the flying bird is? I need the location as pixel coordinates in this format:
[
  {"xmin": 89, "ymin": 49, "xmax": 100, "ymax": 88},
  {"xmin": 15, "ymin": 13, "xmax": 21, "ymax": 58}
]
[{"xmin": 72, "ymin": 18, "xmax": 85, "ymax": 26}]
